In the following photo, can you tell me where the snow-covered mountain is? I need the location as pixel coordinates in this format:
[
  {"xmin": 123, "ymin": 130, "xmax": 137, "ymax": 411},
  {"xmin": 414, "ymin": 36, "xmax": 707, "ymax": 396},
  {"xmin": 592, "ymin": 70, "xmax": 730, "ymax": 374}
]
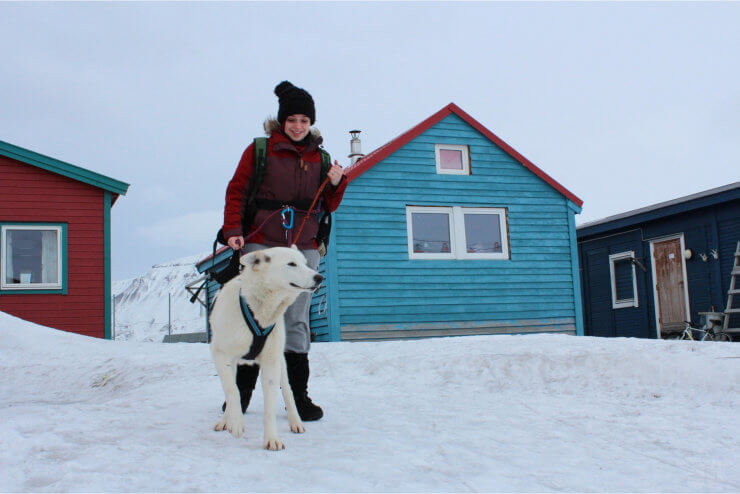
[{"xmin": 112, "ymin": 253, "xmax": 209, "ymax": 342}]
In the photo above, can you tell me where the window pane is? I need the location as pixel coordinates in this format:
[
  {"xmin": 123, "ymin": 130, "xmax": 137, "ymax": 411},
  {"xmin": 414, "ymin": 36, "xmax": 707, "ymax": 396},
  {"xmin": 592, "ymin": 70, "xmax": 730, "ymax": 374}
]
[
  {"xmin": 411, "ymin": 213, "xmax": 451, "ymax": 253},
  {"xmin": 464, "ymin": 214, "xmax": 502, "ymax": 253},
  {"xmin": 613, "ymin": 259, "xmax": 634, "ymax": 302},
  {"xmin": 5, "ymin": 229, "xmax": 59, "ymax": 285},
  {"xmin": 439, "ymin": 149, "xmax": 463, "ymax": 170}
]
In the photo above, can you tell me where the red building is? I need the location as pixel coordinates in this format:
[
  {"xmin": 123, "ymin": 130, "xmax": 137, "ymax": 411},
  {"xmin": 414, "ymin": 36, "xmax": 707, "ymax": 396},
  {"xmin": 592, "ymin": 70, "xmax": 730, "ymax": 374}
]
[{"xmin": 0, "ymin": 140, "xmax": 129, "ymax": 338}]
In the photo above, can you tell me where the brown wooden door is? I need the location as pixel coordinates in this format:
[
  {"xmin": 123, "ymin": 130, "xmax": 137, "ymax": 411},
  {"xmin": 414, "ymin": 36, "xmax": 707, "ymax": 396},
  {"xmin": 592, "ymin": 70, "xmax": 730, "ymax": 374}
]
[{"xmin": 653, "ymin": 238, "xmax": 687, "ymax": 333}]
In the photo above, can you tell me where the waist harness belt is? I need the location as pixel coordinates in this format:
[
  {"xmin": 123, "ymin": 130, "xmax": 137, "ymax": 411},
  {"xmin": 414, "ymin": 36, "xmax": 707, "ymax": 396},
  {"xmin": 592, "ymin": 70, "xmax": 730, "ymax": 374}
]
[
  {"xmin": 255, "ymin": 198, "xmax": 315, "ymax": 211},
  {"xmin": 239, "ymin": 295, "xmax": 276, "ymax": 361}
]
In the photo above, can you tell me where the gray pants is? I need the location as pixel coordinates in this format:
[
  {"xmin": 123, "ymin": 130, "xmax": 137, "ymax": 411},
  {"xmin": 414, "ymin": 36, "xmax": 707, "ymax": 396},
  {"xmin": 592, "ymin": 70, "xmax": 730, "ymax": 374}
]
[{"xmin": 242, "ymin": 243, "xmax": 319, "ymax": 353}]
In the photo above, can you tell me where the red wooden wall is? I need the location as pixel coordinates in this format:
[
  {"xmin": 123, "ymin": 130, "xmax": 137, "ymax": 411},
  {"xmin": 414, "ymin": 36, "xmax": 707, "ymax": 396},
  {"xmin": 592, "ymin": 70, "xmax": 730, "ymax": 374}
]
[{"xmin": 0, "ymin": 155, "xmax": 106, "ymax": 338}]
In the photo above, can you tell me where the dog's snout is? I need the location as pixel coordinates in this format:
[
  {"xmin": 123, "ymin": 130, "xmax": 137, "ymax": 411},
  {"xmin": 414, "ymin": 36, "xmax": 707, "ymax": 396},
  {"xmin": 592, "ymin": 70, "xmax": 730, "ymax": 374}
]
[{"xmin": 314, "ymin": 274, "xmax": 324, "ymax": 284}]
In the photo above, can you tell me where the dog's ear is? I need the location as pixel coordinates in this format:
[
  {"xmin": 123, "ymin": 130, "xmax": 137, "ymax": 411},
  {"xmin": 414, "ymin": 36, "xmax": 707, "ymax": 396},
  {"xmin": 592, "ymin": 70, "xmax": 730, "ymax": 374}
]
[
  {"xmin": 240, "ymin": 251, "xmax": 272, "ymax": 271},
  {"xmin": 290, "ymin": 244, "xmax": 298, "ymax": 251},
  {"xmin": 240, "ymin": 252, "xmax": 261, "ymax": 271},
  {"xmin": 239, "ymin": 252, "xmax": 253, "ymax": 267}
]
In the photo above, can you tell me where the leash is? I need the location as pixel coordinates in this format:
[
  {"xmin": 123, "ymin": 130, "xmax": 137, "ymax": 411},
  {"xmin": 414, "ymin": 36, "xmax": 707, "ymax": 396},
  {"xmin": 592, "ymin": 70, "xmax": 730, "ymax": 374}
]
[
  {"xmin": 227, "ymin": 174, "xmax": 332, "ymax": 253},
  {"xmin": 291, "ymin": 175, "xmax": 331, "ymax": 247}
]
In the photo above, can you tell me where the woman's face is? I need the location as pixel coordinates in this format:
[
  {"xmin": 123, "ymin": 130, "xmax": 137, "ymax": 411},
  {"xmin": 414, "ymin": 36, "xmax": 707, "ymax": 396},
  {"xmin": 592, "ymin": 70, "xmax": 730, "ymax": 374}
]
[{"xmin": 283, "ymin": 114, "xmax": 311, "ymax": 142}]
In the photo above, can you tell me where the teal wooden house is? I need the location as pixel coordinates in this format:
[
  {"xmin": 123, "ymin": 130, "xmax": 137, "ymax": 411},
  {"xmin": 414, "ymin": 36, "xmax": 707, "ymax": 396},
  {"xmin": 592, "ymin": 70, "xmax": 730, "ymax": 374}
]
[{"xmin": 196, "ymin": 103, "xmax": 584, "ymax": 342}]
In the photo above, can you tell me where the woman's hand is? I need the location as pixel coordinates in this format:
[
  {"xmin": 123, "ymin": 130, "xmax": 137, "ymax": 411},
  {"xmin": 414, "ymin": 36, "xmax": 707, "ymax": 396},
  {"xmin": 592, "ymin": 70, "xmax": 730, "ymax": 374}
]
[
  {"xmin": 328, "ymin": 161, "xmax": 344, "ymax": 186},
  {"xmin": 228, "ymin": 236, "xmax": 244, "ymax": 251}
]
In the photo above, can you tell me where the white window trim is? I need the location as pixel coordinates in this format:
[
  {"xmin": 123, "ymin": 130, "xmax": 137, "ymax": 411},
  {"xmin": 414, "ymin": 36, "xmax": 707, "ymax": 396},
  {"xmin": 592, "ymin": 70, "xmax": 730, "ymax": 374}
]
[
  {"xmin": 406, "ymin": 206, "xmax": 509, "ymax": 260},
  {"xmin": 434, "ymin": 144, "xmax": 470, "ymax": 175},
  {"xmin": 454, "ymin": 207, "xmax": 509, "ymax": 260},
  {"xmin": 1, "ymin": 224, "xmax": 63, "ymax": 290},
  {"xmin": 609, "ymin": 251, "xmax": 638, "ymax": 309},
  {"xmin": 406, "ymin": 206, "xmax": 456, "ymax": 260}
]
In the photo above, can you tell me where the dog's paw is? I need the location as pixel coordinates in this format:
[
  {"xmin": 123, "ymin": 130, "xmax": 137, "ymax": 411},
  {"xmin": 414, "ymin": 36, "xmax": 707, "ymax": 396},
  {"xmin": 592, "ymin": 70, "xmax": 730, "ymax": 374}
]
[
  {"xmin": 215, "ymin": 408, "xmax": 246, "ymax": 438},
  {"xmin": 290, "ymin": 420, "xmax": 305, "ymax": 434},
  {"xmin": 263, "ymin": 437, "xmax": 286, "ymax": 451},
  {"xmin": 214, "ymin": 417, "xmax": 228, "ymax": 432},
  {"xmin": 227, "ymin": 416, "xmax": 246, "ymax": 438}
]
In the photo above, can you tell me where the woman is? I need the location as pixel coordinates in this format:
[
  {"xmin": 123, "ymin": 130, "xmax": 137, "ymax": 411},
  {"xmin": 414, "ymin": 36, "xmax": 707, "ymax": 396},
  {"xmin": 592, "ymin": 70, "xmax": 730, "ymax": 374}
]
[{"xmin": 221, "ymin": 81, "xmax": 347, "ymax": 421}]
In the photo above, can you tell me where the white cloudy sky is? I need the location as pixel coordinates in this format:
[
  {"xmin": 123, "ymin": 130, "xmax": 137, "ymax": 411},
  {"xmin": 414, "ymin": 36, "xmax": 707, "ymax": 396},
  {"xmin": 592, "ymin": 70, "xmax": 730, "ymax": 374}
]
[{"xmin": 1, "ymin": 2, "xmax": 738, "ymax": 280}]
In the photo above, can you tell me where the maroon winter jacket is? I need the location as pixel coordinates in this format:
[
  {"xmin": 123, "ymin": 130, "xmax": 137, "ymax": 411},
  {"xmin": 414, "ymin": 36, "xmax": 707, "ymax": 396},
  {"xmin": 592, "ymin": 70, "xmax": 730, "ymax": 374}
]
[{"xmin": 222, "ymin": 126, "xmax": 348, "ymax": 250}]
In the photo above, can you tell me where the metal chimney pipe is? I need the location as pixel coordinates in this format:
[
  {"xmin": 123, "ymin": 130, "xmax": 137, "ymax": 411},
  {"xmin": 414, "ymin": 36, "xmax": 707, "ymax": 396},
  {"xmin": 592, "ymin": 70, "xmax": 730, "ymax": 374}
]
[{"xmin": 348, "ymin": 130, "xmax": 364, "ymax": 165}]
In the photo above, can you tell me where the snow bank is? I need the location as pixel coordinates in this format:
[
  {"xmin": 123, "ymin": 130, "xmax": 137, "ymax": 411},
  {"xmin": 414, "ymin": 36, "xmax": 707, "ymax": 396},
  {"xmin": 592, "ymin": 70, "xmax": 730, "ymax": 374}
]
[{"xmin": 1, "ymin": 310, "xmax": 739, "ymax": 492}]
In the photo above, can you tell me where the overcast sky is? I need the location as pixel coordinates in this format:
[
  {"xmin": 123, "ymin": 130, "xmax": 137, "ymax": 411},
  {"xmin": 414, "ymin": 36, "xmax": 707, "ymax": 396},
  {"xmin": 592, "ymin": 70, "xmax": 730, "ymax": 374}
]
[{"xmin": 2, "ymin": 1, "xmax": 738, "ymax": 280}]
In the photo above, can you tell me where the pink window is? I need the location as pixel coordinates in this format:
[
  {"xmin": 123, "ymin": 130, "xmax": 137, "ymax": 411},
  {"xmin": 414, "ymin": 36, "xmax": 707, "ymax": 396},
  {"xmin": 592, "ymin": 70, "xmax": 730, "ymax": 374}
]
[{"xmin": 439, "ymin": 149, "xmax": 463, "ymax": 170}]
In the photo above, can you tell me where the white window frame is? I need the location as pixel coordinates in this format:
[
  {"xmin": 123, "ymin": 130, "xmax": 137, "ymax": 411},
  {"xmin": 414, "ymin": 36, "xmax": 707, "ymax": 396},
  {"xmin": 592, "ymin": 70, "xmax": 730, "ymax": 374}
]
[
  {"xmin": 609, "ymin": 251, "xmax": 638, "ymax": 309},
  {"xmin": 406, "ymin": 206, "xmax": 456, "ymax": 260},
  {"xmin": 406, "ymin": 206, "xmax": 509, "ymax": 260},
  {"xmin": 1, "ymin": 224, "xmax": 63, "ymax": 290},
  {"xmin": 434, "ymin": 144, "xmax": 470, "ymax": 175},
  {"xmin": 455, "ymin": 207, "xmax": 509, "ymax": 260}
]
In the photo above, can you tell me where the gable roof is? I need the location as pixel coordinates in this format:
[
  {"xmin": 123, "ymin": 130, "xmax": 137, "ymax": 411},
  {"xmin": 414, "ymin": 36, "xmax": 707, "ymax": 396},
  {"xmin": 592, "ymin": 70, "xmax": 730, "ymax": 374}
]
[
  {"xmin": 577, "ymin": 181, "xmax": 740, "ymax": 238},
  {"xmin": 0, "ymin": 140, "xmax": 130, "ymax": 200},
  {"xmin": 344, "ymin": 103, "xmax": 583, "ymax": 208}
]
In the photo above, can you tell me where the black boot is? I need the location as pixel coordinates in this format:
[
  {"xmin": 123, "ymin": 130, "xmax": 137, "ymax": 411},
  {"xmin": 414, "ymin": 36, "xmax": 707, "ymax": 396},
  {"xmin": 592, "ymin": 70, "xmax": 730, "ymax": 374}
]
[
  {"xmin": 221, "ymin": 363, "xmax": 259, "ymax": 413},
  {"xmin": 284, "ymin": 352, "xmax": 323, "ymax": 421}
]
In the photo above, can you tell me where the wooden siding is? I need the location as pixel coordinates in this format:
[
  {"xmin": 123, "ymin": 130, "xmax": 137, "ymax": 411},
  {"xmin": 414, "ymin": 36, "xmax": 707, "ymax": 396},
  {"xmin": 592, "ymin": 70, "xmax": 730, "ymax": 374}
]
[
  {"xmin": 0, "ymin": 155, "xmax": 106, "ymax": 338},
  {"xmin": 717, "ymin": 204, "xmax": 740, "ymax": 329},
  {"xmin": 579, "ymin": 230, "xmax": 651, "ymax": 338},
  {"xmin": 578, "ymin": 199, "xmax": 740, "ymax": 338},
  {"xmin": 309, "ymin": 256, "xmax": 329, "ymax": 339},
  {"xmin": 334, "ymin": 114, "xmax": 578, "ymax": 339}
]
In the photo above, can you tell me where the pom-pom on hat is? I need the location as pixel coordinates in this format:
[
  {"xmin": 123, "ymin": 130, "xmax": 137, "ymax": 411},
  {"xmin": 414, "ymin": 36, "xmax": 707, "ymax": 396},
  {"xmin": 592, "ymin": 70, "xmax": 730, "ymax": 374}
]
[{"xmin": 275, "ymin": 81, "xmax": 316, "ymax": 124}]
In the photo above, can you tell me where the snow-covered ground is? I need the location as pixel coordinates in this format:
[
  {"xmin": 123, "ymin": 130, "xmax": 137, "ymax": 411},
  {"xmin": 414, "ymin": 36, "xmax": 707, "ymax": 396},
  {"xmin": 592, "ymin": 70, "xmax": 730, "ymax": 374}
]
[
  {"xmin": 1, "ymin": 309, "xmax": 739, "ymax": 492},
  {"xmin": 112, "ymin": 253, "xmax": 208, "ymax": 342}
]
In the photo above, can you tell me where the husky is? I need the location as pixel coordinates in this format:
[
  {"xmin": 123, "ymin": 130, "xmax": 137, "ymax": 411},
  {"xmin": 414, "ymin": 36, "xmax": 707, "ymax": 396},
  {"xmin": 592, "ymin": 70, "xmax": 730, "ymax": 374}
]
[{"xmin": 209, "ymin": 246, "xmax": 323, "ymax": 450}]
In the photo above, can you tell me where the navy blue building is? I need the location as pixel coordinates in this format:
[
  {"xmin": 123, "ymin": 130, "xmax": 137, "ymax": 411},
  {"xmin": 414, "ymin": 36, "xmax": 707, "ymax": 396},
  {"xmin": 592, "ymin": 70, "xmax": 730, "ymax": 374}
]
[{"xmin": 577, "ymin": 182, "xmax": 740, "ymax": 339}]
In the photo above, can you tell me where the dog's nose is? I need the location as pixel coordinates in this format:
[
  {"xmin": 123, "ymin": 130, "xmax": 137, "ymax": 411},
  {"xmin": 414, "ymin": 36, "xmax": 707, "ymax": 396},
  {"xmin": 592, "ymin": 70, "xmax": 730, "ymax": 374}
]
[{"xmin": 314, "ymin": 274, "xmax": 324, "ymax": 284}]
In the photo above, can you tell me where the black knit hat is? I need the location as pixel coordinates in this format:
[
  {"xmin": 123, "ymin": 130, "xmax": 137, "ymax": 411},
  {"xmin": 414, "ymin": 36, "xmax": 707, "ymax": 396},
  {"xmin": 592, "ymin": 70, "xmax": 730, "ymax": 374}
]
[{"xmin": 275, "ymin": 81, "xmax": 316, "ymax": 124}]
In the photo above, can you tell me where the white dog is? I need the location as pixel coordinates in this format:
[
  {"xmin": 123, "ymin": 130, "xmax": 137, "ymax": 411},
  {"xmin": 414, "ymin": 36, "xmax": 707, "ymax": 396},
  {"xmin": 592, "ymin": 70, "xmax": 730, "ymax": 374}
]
[{"xmin": 209, "ymin": 246, "xmax": 323, "ymax": 450}]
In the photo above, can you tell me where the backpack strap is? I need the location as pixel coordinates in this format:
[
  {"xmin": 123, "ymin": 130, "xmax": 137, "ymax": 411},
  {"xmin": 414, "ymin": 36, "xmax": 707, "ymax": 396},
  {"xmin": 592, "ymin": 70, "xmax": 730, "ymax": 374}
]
[
  {"xmin": 240, "ymin": 137, "xmax": 269, "ymax": 234},
  {"xmin": 318, "ymin": 148, "xmax": 332, "ymax": 210},
  {"xmin": 248, "ymin": 137, "xmax": 269, "ymax": 208},
  {"xmin": 319, "ymin": 148, "xmax": 331, "ymax": 183}
]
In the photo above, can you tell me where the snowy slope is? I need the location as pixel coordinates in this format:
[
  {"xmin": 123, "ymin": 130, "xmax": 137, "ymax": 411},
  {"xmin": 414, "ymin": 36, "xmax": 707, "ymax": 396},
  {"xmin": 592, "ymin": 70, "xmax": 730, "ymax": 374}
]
[
  {"xmin": 112, "ymin": 253, "xmax": 209, "ymax": 342},
  {"xmin": 1, "ymin": 310, "xmax": 739, "ymax": 492}
]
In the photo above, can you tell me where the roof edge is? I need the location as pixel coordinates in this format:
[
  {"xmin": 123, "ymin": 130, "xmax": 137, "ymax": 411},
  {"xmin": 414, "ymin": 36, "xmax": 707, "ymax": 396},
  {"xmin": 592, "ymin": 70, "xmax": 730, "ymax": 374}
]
[
  {"xmin": 344, "ymin": 103, "xmax": 582, "ymax": 207},
  {"xmin": 577, "ymin": 181, "xmax": 740, "ymax": 237},
  {"xmin": 0, "ymin": 140, "xmax": 130, "ymax": 196}
]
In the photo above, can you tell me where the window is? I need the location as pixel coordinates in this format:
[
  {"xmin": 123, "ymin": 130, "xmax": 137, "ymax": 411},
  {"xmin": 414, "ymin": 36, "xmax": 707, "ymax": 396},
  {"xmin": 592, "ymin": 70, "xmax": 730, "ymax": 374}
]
[
  {"xmin": 1, "ymin": 224, "xmax": 64, "ymax": 291},
  {"xmin": 609, "ymin": 251, "xmax": 638, "ymax": 309},
  {"xmin": 406, "ymin": 206, "xmax": 509, "ymax": 260},
  {"xmin": 434, "ymin": 144, "xmax": 470, "ymax": 175}
]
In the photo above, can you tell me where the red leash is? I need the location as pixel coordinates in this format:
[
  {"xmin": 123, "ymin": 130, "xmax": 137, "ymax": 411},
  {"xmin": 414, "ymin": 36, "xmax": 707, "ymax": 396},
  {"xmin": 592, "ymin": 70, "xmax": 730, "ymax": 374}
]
[
  {"xmin": 229, "ymin": 175, "xmax": 331, "ymax": 251},
  {"xmin": 292, "ymin": 175, "xmax": 332, "ymax": 247}
]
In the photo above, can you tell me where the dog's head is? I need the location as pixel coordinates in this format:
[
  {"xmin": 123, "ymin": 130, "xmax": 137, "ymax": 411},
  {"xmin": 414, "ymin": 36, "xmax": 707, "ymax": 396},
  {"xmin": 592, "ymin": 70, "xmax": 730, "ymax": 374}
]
[{"xmin": 239, "ymin": 247, "xmax": 323, "ymax": 293}]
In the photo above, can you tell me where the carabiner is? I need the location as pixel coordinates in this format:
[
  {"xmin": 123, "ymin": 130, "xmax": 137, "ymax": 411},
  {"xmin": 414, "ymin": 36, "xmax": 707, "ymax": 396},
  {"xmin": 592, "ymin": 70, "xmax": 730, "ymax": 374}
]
[{"xmin": 281, "ymin": 207, "xmax": 294, "ymax": 230}]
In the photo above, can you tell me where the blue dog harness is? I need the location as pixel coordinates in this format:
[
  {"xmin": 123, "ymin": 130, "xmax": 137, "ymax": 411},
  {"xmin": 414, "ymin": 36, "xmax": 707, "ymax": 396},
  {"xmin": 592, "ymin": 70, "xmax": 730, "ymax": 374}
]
[{"xmin": 239, "ymin": 295, "xmax": 275, "ymax": 361}]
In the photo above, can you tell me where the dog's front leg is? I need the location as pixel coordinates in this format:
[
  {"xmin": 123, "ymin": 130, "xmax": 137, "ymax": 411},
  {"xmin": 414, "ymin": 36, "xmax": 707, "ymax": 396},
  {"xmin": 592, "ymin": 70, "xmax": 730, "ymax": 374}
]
[
  {"xmin": 212, "ymin": 351, "xmax": 245, "ymax": 438},
  {"xmin": 260, "ymin": 359, "xmax": 285, "ymax": 450},
  {"xmin": 281, "ymin": 355, "xmax": 305, "ymax": 434}
]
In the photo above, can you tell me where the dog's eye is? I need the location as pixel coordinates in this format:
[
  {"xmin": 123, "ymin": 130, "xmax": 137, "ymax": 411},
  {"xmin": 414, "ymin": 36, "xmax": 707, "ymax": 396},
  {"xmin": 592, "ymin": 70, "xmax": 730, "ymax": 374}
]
[{"xmin": 288, "ymin": 262, "xmax": 297, "ymax": 267}]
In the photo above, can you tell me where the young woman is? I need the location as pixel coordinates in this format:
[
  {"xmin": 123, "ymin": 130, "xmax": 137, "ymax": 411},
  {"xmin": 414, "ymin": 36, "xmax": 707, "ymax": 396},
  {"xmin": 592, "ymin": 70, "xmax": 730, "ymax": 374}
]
[{"xmin": 221, "ymin": 81, "xmax": 347, "ymax": 421}]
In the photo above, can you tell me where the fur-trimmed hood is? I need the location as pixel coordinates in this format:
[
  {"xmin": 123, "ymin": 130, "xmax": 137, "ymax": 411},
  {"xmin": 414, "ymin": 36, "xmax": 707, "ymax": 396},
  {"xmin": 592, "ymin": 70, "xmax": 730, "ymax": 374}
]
[{"xmin": 263, "ymin": 117, "xmax": 321, "ymax": 138}]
